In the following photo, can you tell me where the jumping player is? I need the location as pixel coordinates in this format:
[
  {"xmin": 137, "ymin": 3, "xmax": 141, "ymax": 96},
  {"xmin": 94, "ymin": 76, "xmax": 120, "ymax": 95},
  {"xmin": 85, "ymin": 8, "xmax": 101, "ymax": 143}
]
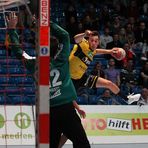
[{"xmin": 69, "ymin": 30, "xmax": 120, "ymax": 94}]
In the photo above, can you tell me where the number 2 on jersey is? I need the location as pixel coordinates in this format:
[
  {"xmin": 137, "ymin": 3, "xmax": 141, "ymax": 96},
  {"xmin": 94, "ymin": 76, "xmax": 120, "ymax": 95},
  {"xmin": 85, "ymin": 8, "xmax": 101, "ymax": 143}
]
[{"xmin": 50, "ymin": 69, "xmax": 62, "ymax": 87}]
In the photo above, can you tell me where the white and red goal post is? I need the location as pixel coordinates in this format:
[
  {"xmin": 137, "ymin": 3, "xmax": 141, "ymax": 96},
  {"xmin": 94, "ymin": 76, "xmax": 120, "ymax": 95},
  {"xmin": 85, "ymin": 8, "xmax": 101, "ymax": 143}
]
[{"xmin": 38, "ymin": 0, "xmax": 50, "ymax": 147}]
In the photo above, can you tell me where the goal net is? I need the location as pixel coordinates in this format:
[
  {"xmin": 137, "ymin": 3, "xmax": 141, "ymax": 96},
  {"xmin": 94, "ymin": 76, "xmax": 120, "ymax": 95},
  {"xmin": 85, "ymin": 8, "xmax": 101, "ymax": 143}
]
[{"xmin": 0, "ymin": 0, "xmax": 49, "ymax": 147}]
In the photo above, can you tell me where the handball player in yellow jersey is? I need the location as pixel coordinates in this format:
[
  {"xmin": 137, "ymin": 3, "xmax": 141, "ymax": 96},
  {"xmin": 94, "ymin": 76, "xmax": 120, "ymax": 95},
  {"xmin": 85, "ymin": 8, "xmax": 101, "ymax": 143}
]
[{"xmin": 69, "ymin": 30, "xmax": 120, "ymax": 94}]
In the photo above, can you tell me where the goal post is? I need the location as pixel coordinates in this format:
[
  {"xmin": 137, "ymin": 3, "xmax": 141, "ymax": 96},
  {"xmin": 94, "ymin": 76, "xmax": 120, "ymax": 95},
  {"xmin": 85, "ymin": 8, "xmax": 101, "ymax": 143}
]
[{"xmin": 37, "ymin": 0, "xmax": 50, "ymax": 147}]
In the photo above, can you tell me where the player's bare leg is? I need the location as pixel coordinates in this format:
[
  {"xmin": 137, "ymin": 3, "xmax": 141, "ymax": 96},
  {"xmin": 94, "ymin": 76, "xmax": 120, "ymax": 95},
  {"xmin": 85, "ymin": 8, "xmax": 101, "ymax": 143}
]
[{"xmin": 96, "ymin": 77, "xmax": 120, "ymax": 94}]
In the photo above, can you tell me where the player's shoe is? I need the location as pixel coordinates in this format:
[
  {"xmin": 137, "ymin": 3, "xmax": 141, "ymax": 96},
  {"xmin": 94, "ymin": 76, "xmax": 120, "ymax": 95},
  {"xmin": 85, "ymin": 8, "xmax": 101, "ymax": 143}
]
[{"xmin": 127, "ymin": 93, "xmax": 141, "ymax": 104}]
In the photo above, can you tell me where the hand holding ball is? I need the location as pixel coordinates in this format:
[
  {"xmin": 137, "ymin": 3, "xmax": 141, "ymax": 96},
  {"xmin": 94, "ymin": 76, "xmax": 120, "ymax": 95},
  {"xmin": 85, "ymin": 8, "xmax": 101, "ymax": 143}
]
[{"xmin": 111, "ymin": 48, "xmax": 126, "ymax": 61}]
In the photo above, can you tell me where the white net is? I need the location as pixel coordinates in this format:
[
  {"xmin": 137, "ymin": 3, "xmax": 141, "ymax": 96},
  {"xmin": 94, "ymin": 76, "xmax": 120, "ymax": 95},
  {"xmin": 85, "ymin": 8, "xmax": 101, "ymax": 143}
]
[
  {"xmin": 0, "ymin": 0, "xmax": 37, "ymax": 146},
  {"xmin": 0, "ymin": 0, "xmax": 30, "ymax": 11}
]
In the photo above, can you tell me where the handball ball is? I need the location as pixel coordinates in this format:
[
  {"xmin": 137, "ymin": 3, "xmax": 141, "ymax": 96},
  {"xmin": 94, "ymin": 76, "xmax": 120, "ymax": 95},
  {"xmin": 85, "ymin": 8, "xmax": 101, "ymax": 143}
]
[{"xmin": 111, "ymin": 48, "xmax": 126, "ymax": 61}]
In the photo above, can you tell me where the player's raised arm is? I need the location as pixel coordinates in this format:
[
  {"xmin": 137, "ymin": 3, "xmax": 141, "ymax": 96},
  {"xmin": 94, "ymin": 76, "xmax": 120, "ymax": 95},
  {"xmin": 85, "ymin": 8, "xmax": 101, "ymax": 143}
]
[
  {"xmin": 6, "ymin": 12, "xmax": 22, "ymax": 59},
  {"xmin": 7, "ymin": 12, "xmax": 36, "ymax": 74},
  {"xmin": 50, "ymin": 21, "xmax": 70, "ymax": 58},
  {"xmin": 7, "ymin": 12, "xmax": 36, "ymax": 60},
  {"xmin": 74, "ymin": 30, "xmax": 92, "ymax": 44},
  {"xmin": 6, "ymin": 12, "xmax": 18, "ymax": 29}
]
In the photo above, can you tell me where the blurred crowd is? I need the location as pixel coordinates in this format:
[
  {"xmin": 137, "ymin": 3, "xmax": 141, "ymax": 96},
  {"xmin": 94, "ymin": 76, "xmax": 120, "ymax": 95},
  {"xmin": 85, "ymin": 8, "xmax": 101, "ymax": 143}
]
[
  {"xmin": 51, "ymin": 0, "xmax": 148, "ymax": 106},
  {"xmin": 50, "ymin": 0, "xmax": 148, "ymax": 105}
]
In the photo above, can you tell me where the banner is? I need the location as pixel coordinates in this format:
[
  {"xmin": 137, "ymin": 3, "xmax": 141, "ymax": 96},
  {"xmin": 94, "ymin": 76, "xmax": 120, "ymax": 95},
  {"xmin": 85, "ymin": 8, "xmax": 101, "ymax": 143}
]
[
  {"xmin": 0, "ymin": 106, "xmax": 35, "ymax": 145},
  {"xmin": 1, "ymin": 105, "xmax": 148, "ymax": 145},
  {"xmin": 80, "ymin": 105, "xmax": 148, "ymax": 144}
]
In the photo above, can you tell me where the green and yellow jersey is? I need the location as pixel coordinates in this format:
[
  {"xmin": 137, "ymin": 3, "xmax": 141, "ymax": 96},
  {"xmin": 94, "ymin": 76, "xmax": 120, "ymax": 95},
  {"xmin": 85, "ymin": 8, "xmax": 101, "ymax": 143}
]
[{"xmin": 69, "ymin": 39, "xmax": 96, "ymax": 79}]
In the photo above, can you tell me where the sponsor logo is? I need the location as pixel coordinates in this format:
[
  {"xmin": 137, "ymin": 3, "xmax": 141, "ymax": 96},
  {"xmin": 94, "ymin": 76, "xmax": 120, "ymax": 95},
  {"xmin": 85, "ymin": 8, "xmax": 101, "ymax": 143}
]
[
  {"xmin": 40, "ymin": 0, "xmax": 49, "ymax": 26},
  {"xmin": 82, "ymin": 57, "xmax": 91, "ymax": 65},
  {"xmin": 41, "ymin": 47, "xmax": 48, "ymax": 55},
  {"xmin": 107, "ymin": 118, "xmax": 132, "ymax": 131},
  {"xmin": 14, "ymin": 113, "xmax": 31, "ymax": 129}
]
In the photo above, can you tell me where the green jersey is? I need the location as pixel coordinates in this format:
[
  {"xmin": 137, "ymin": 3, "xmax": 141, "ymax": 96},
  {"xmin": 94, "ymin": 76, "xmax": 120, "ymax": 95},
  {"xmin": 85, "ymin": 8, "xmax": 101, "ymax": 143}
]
[
  {"xmin": 8, "ymin": 23, "xmax": 77, "ymax": 107},
  {"xmin": 50, "ymin": 22, "xmax": 77, "ymax": 107},
  {"xmin": 8, "ymin": 29, "xmax": 36, "ymax": 74}
]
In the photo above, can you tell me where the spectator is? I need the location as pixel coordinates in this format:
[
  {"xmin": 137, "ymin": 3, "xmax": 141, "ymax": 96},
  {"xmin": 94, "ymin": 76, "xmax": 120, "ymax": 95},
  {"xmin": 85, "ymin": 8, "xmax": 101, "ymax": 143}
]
[
  {"xmin": 106, "ymin": 33, "xmax": 123, "ymax": 68},
  {"xmin": 91, "ymin": 62, "xmax": 105, "ymax": 94},
  {"xmin": 112, "ymin": 2, "xmax": 126, "ymax": 17},
  {"xmin": 106, "ymin": 33, "xmax": 122, "ymax": 49},
  {"xmin": 127, "ymin": 0, "xmax": 139, "ymax": 20},
  {"xmin": 100, "ymin": 27, "xmax": 113, "ymax": 49},
  {"xmin": 137, "ymin": 88, "xmax": 148, "ymax": 105},
  {"xmin": 141, "ymin": 41, "xmax": 148, "ymax": 62},
  {"xmin": 127, "ymin": 33, "xmax": 136, "ymax": 46},
  {"xmin": 125, "ymin": 23, "xmax": 135, "ymax": 37},
  {"xmin": 120, "ymin": 59, "xmax": 140, "ymax": 96},
  {"xmin": 77, "ymin": 86, "xmax": 89, "ymax": 102},
  {"xmin": 122, "ymin": 42, "xmax": 136, "ymax": 67},
  {"xmin": 64, "ymin": 3, "xmax": 77, "ymax": 23},
  {"xmin": 76, "ymin": 21, "xmax": 85, "ymax": 34},
  {"xmin": 140, "ymin": 61, "xmax": 148, "ymax": 88},
  {"xmin": 105, "ymin": 58, "xmax": 120, "ymax": 86},
  {"xmin": 82, "ymin": 14, "xmax": 94, "ymax": 30},
  {"xmin": 134, "ymin": 22, "xmax": 147, "ymax": 43},
  {"xmin": 84, "ymin": 3, "xmax": 97, "ymax": 21},
  {"xmin": 119, "ymin": 27, "xmax": 128, "ymax": 46},
  {"xmin": 97, "ymin": 89, "xmax": 118, "ymax": 105},
  {"xmin": 128, "ymin": 88, "xmax": 148, "ymax": 105},
  {"xmin": 111, "ymin": 16, "xmax": 122, "ymax": 34},
  {"xmin": 142, "ymin": 1, "xmax": 148, "ymax": 16},
  {"xmin": 134, "ymin": 23, "xmax": 148, "ymax": 63},
  {"xmin": 127, "ymin": 17, "xmax": 137, "ymax": 32},
  {"xmin": 121, "ymin": 59, "xmax": 138, "ymax": 85},
  {"xmin": 126, "ymin": 34, "xmax": 137, "ymax": 56},
  {"xmin": 91, "ymin": 62, "xmax": 105, "ymax": 78},
  {"xmin": 66, "ymin": 16, "xmax": 78, "ymax": 43},
  {"xmin": 99, "ymin": 5, "xmax": 110, "ymax": 28}
]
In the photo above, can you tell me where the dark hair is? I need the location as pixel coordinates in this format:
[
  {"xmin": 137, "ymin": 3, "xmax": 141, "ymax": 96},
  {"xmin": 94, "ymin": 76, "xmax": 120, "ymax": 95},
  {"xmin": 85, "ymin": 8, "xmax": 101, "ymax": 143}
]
[
  {"xmin": 91, "ymin": 31, "xmax": 100, "ymax": 38},
  {"xmin": 50, "ymin": 36, "xmax": 60, "ymax": 58}
]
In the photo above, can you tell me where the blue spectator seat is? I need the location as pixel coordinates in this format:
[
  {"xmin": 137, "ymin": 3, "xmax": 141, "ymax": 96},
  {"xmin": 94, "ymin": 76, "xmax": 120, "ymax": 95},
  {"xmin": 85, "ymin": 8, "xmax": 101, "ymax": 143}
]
[
  {"xmin": 14, "ymin": 77, "xmax": 34, "ymax": 85},
  {"xmin": 88, "ymin": 95, "xmax": 98, "ymax": 105},
  {"xmin": 0, "ymin": 59, "xmax": 22, "ymax": 66},
  {"xmin": 0, "ymin": 49, "xmax": 6, "ymax": 56},
  {"xmin": 7, "ymin": 95, "xmax": 35, "ymax": 105},
  {"xmin": 96, "ymin": 88, "xmax": 105, "ymax": 96},
  {"xmin": 113, "ymin": 96, "xmax": 128, "ymax": 105},
  {"xmin": 23, "ymin": 87, "xmax": 35, "ymax": 95},
  {"xmin": 76, "ymin": 96, "xmax": 88, "ymax": 105},
  {"xmin": 0, "ymin": 66, "xmax": 7, "ymax": 74},
  {"xmin": 0, "ymin": 96, "xmax": 8, "ymax": 104}
]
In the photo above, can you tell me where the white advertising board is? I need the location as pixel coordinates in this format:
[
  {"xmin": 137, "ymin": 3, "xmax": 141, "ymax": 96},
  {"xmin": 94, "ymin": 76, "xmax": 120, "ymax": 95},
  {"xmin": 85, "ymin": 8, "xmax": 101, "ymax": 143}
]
[
  {"xmin": 0, "ymin": 106, "xmax": 35, "ymax": 145},
  {"xmin": 79, "ymin": 105, "xmax": 148, "ymax": 144}
]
